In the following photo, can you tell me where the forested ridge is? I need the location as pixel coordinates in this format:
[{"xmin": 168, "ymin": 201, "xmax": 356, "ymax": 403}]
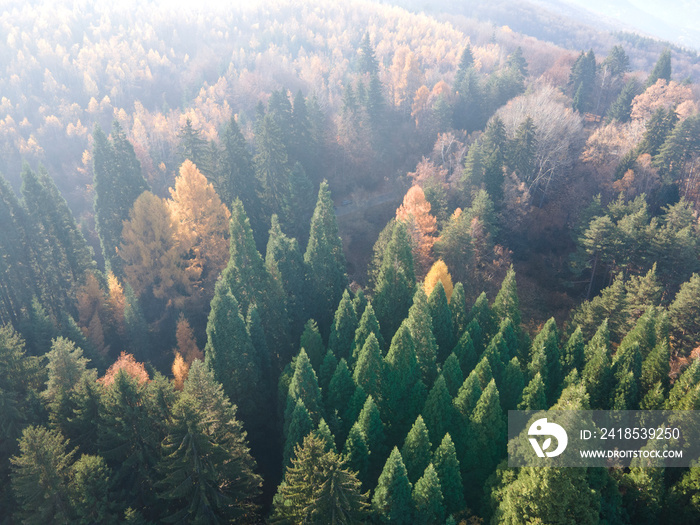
[{"xmin": 3, "ymin": 1, "xmax": 700, "ymax": 523}]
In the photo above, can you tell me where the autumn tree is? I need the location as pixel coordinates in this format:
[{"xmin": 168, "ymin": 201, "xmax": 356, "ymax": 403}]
[{"xmin": 396, "ymin": 185, "xmax": 438, "ymax": 276}]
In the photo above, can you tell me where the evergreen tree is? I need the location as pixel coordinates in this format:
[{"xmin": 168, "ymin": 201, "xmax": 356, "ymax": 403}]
[
  {"xmin": 441, "ymin": 353, "xmax": 464, "ymax": 397},
  {"xmin": 449, "ymin": 282, "xmax": 468, "ymax": 341},
  {"xmin": 10, "ymin": 425, "xmax": 75, "ymax": 524},
  {"xmin": 289, "ymin": 91, "xmax": 318, "ymax": 183},
  {"xmin": 358, "ymin": 33, "xmax": 379, "ymax": 75},
  {"xmin": 508, "ymin": 116, "xmax": 538, "ymax": 182},
  {"xmin": 343, "ymin": 421, "xmax": 369, "ymax": 487},
  {"xmin": 319, "ymin": 350, "xmax": 338, "ymax": 395},
  {"xmin": 641, "ymin": 339, "xmax": 671, "ymax": 396},
  {"xmin": 527, "ymin": 318, "xmax": 561, "ymax": 404},
  {"xmin": 606, "ymin": 79, "xmax": 641, "ymax": 123},
  {"xmin": 492, "ymin": 265, "xmax": 521, "ymax": 328},
  {"xmin": 582, "ymin": 320, "xmax": 614, "ymax": 409},
  {"xmin": 300, "ymin": 319, "xmax": 324, "ymax": 372},
  {"xmin": 372, "ymin": 447, "xmax": 413, "ymax": 525},
  {"xmin": 432, "ymin": 433, "xmax": 465, "ymax": 516},
  {"xmin": 400, "ymin": 415, "xmax": 432, "ymax": 484},
  {"xmin": 646, "ymin": 49, "xmax": 672, "ymax": 88},
  {"xmin": 518, "ymin": 372, "xmax": 547, "ymax": 410},
  {"xmin": 469, "ymin": 379, "xmax": 506, "ymax": 489},
  {"xmin": 70, "ymin": 454, "xmax": 118, "ymax": 524},
  {"xmin": 406, "ymin": 286, "xmax": 439, "ymax": 385},
  {"xmin": 328, "ymin": 289, "xmax": 359, "ymax": 362},
  {"xmin": 204, "ymin": 285, "xmax": 260, "ymax": 425},
  {"xmin": 304, "ymin": 181, "xmax": 348, "ymax": 338},
  {"xmin": 255, "ymin": 113, "xmax": 290, "ymax": 224},
  {"xmin": 178, "ymin": 118, "xmax": 209, "ymax": 173},
  {"xmin": 562, "ymin": 326, "xmax": 585, "ymax": 376},
  {"xmin": 452, "ymin": 330, "xmax": 477, "ymax": 376},
  {"xmin": 569, "ymin": 50, "xmax": 597, "ymax": 114},
  {"xmin": 282, "ymin": 163, "xmax": 316, "ymax": 246},
  {"xmin": 92, "ymin": 123, "xmax": 148, "ymax": 275},
  {"xmin": 157, "ymin": 361, "xmax": 261, "ymax": 523},
  {"xmin": 501, "ymin": 357, "xmax": 525, "ymax": 411},
  {"xmin": 412, "ymin": 464, "xmax": 445, "ymax": 525},
  {"xmin": 469, "ymin": 292, "xmax": 496, "ymax": 344},
  {"xmin": 669, "ymin": 273, "xmax": 700, "ymax": 353},
  {"xmin": 352, "ymin": 302, "xmax": 385, "ymax": 360},
  {"xmin": 357, "ymin": 396, "xmax": 388, "ymax": 482},
  {"xmin": 373, "ymin": 221, "xmax": 416, "ymax": 343},
  {"xmin": 428, "ymin": 281, "xmax": 454, "ymax": 362},
  {"xmin": 273, "ymin": 434, "xmax": 369, "ymax": 525},
  {"xmin": 327, "ymin": 359, "xmax": 356, "ymax": 441},
  {"xmin": 284, "ymin": 399, "xmax": 314, "ymax": 468},
  {"xmin": 285, "ymin": 349, "xmax": 324, "ymax": 427},
  {"xmin": 422, "ymin": 374, "xmax": 455, "ymax": 448},
  {"xmin": 353, "ymin": 333, "xmax": 384, "ymax": 403}
]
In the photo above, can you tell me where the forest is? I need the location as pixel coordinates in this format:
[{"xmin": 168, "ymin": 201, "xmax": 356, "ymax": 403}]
[{"xmin": 3, "ymin": 0, "xmax": 700, "ymax": 523}]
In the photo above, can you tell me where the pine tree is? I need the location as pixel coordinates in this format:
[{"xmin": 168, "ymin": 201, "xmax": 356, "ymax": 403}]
[
  {"xmin": 412, "ymin": 463, "xmax": 445, "ymax": 525},
  {"xmin": 157, "ymin": 361, "xmax": 261, "ymax": 523},
  {"xmin": 492, "ymin": 265, "xmax": 521, "ymax": 328},
  {"xmin": 562, "ymin": 327, "xmax": 585, "ymax": 376},
  {"xmin": 285, "ymin": 349, "xmax": 324, "ymax": 427},
  {"xmin": 70, "ymin": 454, "xmax": 118, "ymax": 524},
  {"xmin": 406, "ymin": 286, "xmax": 439, "ymax": 385},
  {"xmin": 469, "ymin": 292, "xmax": 496, "ymax": 344},
  {"xmin": 428, "ymin": 281, "xmax": 454, "ymax": 363},
  {"xmin": 453, "ymin": 330, "xmax": 478, "ymax": 375},
  {"xmin": 582, "ymin": 320, "xmax": 614, "ymax": 409},
  {"xmin": 352, "ymin": 301, "xmax": 385, "ymax": 360},
  {"xmin": 470, "ymin": 379, "xmax": 506, "ymax": 486},
  {"xmin": 646, "ymin": 49, "xmax": 672, "ymax": 88},
  {"xmin": 372, "ymin": 447, "xmax": 413, "ymax": 525},
  {"xmin": 328, "ymin": 289, "xmax": 359, "ymax": 362},
  {"xmin": 284, "ymin": 399, "xmax": 314, "ymax": 468},
  {"xmin": 92, "ymin": 122, "xmax": 148, "ymax": 275},
  {"xmin": 400, "ymin": 415, "xmax": 432, "ymax": 484},
  {"xmin": 432, "ymin": 433, "xmax": 465, "ymax": 516},
  {"xmin": 357, "ymin": 396, "xmax": 388, "ymax": 483},
  {"xmin": 300, "ymin": 319, "xmax": 324, "ymax": 372},
  {"xmin": 527, "ymin": 318, "xmax": 562, "ymax": 404},
  {"xmin": 304, "ymin": 181, "xmax": 348, "ymax": 338},
  {"xmin": 327, "ymin": 359, "xmax": 356, "ymax": 441},
  {"xmin": 10, "ymin": 425, "xmax": 75, "ymax": 524},
  {"xmin": 353, "ymin": 333, "xmax": 384, "ymax": 403},
  {"xmin": 343, "ymin": 421, "xmax": 369, "ymax": 487},
  {"xmin": 422, "ymin": 374, "xmax": 455, "ymax": 447},
  {"xmin": 373, "ymin": 221, "xmax": 416, "ymax": 343},
  {"xmin": 449, "ymin": 282, "xmax": 468, "ymax": 342},
  {"xmin": 501, "ymin": 357, "xmax": 525, "ymax": 411}
]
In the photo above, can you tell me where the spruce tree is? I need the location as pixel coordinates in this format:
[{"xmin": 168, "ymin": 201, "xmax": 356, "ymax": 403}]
[
  {"xmin": 304, "ymin": 181, "xmax": 347, "ymax": 338},
  {"xmin": 343, "ymin": 421, "xmax": 369, "ymax": 487},
  {"xmin": 562, "ymin": 326, "xmax": 585, "ymax": 376},
  {"xmin": 352, "ymin": 301, "xmax": 385, "ymax": 361},
  {"xmin": 285, "ymin": 349, "xmax": 324, "ymax": 427},
  {"xmin": 328, "ymin": 289, "xmax": 359, "ymax": 362},
  {"xmin": 319, "ymin": 350, "xmax": 338, "ymax": 395},
  {"xmin": 254, "ymin": 112, "xmax": 290, "ymax": 223},
  {"xmin": 299, "ymin": 319, "xmax": 324, "ymax": 372},
  {"xmin": 432, "ymin": 433, "xmax": 466, "ymax": 516},
  {"xmin": 406, "ymin": 286, "xmax": 439, "ymax": 386},
  {"xmin": 373, "ymin": 221, "xmax": 416, "ymax": 343},
  {"xmin": 282, "ymin": 163, "xmax": 316, "ymax": 246},
  {"xmin": 353, "ymin": 332, "xmax": 384, "ymax": 403},
  {"xmin": 157, "ymin": 361, "xmax": 261, "ymax": 523},
  {"xmin": 357, "ymin": 396, "xmax": 388, "ymax": 482},
  {"xmin": 501, "ymin": 357, "xmax": 525, "ymax": 411},
  {"xmin": 527, "ymin": 318, "xmax": 562, "ymax": 404},
  {"xmin": 450, "ymin": 282, "xmax": 468, "ymax": 341},
  {"xmin": 492, "ymin": 265, "xmax": 521, "ymax": 328},
  {"xmin": 178, "ymin": 118, "xmax": 209, "ymax": 173},
  {"xmin": 70, "ymin": 454, "xmax": 118, "ymax": 524},
  {"xmin": 284, "ymin": 399, "xmax": 314, "ymax": 468},
  {"xmin": 582, "ymin": 320, "xmax": 614, "ymax": 409},
  {"xmin": 469, "ymin": 292, "xmax": 496, "ymax": 344},
  {"xmin": 428, "ymin": 281, "xmax": 454, "ymax": 363},
  {"xmin": 518, "ymin": 372, "xmax": 547, "ymax": 410},
  {"xmin": 646, "ymin": 49, "xmax": 672, "ymax": 88},
  {"xmin": 470, "ymin": 379, "xmax": 506, "ymax": 487},
  {"xmin": 314, "ymin": 418, "xmax": 337, "ymax": 454},
  {"xmin": 452, "ymin": 330, "xmax": 478, "ymax": 375},
  {"xmin": 327, "ymin": 359, "xmax": 355, "ymax": 441},
  {"xmin": 400, "ymin": 415, "xmax": 432, "ymax": 484},
  {"xmin": 412, "ymin": 463, "xmax": 445, "ymax": 525},
  {"xmin": 372, "ymin": 447, "xmax": 413, "ymax": 525},
  {"xmin": 441, "ymin": 353, "xmax": 464, "ymax": 397}
]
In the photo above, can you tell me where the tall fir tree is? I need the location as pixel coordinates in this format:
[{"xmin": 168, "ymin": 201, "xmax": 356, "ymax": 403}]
[
  {"xmin": 412, "ymin": 463, "xmax": 445, "ymax": 525},
  {"xmin": 285, "ymin": 349, "xmax": 324, "ymax": 429},
  {"xmin": 406, "ymin": 286, "xmax": 439, "ymax": 386},
  {"xmin": 441, "ymin": 353, "xmax": 464, "ymax": 398},
  {"xmin": 352, "ymin": 301, "xmax": 385, "ymax": 361},
  {"xmin": 428, "ymin": 281, "xmax": 454, "ymax": 363},
  {"xmin": 357, "ymin": 395, "xmax": 388, "ymax": 483},
  {"xmin": 432, "ymin": 433, "xmax": 465, "ymax": 516},
  {"xmin": 328, "ymin": 289, "xmax": 359, "ymax": 362},
  {"xmin": 326, "ymin": 358, "xmax": 356, "ymax": 442},
  {"xmin": 372, "ymin": 447, "xmax": 413, "ymax": 525},
  {"xmin": 343, "ymin": 421, "xmax": 370, "ymax": 487},
  {"xmin": 449, "ymin": 282, "xmax": 468, "ymax": 342},
  {"xmin": 304, "ymin": 181, "xmax": 348, "ymax": 338},
  {"xmin": 422, "ymin": 374, "xmax": 455, "ymax": 448},
  {"xmin": 353, "ymin": 332, "xmax": 384, "ymax": 404},
  {"xmin": 646, "ymin": 49, "xmax": 672, "ymax": 88},
  {"xmin": 400, "ymin": 415, "xmax": 433, "ymax": 484},
  {"xmin": 299, "ymin": 319, "xmax": 324, "ymax": 372}
]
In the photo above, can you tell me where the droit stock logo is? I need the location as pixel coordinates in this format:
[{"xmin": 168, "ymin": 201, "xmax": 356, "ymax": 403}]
[{"xmin": 528, "ymin": 418, "xmax": 568, "ymax": 458}]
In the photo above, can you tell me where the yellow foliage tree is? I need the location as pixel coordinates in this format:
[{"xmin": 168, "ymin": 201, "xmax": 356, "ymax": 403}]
[
  {"xmin": 120, "ymin": 191, "xmax": 191, "ymax": 310},
  {"xmin": 174, "ymin": 313, "xmax": 203, "ymax": 365},
  {"xmin": 106, "ymin": 272, "xmax": 126, "ymax": 336},
  {"xmin": 424, "ymin": 259, "xmax": 454, "ymax": 302},
  {"xmin": 396, "ymin": 185, "xmax": 437, "ymax": 276},
  {"xmin": 172, "ymin": 352, "xmax": 189, "ymax": 391},
  {"xmin": 167, "ymin": 160, "xmax": 230, "ymax": 303},
  {"xmin": 76, "ymin": 272, "xmax": 109, "ymax": 356}
]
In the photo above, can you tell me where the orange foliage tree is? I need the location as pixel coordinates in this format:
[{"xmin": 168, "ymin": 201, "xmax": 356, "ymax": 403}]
[
  {"xmin": 99, "ymin": 351, "xmax": 150, "ymax": 386},
  {"xmin": 396, "ymin": 185, "xmax": 437, "ymax": 276}
]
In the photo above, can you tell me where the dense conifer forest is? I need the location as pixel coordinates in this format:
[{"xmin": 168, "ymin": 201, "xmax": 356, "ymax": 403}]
[{"xmin": 3, "ymin": 0, "xmax": 700, "ymax": 523}]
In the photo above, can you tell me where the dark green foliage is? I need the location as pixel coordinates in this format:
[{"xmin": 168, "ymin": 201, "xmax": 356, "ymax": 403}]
[
  {"xmin": 254, "ymin": 112, "xmax": 290, "ymax": 224},
  {"xmin": 422, "ymin": 375, "xmax": 455, "ymax": 447},
  {"xmin": 382, "ymin": 322, "xmax": 421, "ymax": 443},
  {"xmin": 481, "ymin": 117, "xmax": 507, "ymax": 203},
  {"xmin": 358, "ymin": 303, "xmax": 387, "ymax": 356},
  {"xmin": 10, "ymin": 425, "xmax": 75, "ymax": 524},
  {"xmin": 449, "ymin": 283, "xmax": 468, "ymax": 341},
  {"xmin": 492, "ymin": 266, "xmax": 521, "ymax": 329},
  {"xmin": 518, "ymin": 372, "xmax": 547, "ymax": 410},
  {"xmin": 562, "ymin": 327, "xmax": 585, "ymax": 376},
  {"xmin": 453, "ymin": 370, "xmax": 482, "ymax": 423},
  {"xmin": 400, "ymin": 415, "xmax": 432, "ymax": 484},
  {"xmin": 669, "ymin": 273, "xmax": 700, "ymax": 353},
  {"xmin": 304, "ymin": 181, "xmax": 348, "ymax": 338},
  {"xmin": 266, "ymin": 215, "xmax": 307, "ymax": 342},
  {"xmin": 582, "ymin": 320, "xmax": 614, "ymax": 409},
  {"xmin": 353, "ymin": 333, "xmax": 384, "ymax": 403},
  {"xmin": 327, "ymin": 359, "xmax": 355, "ymax": 441},
  {"xmin": 319, "ymin": 350, "xmax": 338, "ymax": 395},
  {"xmin": 282, "ymin": 163, "xmax": 315, "ymax": 246},
  {"xmin": 157, "ymin": 361, "xmax": 261, "ymax": 523},
  {"xmin": 469, "ymin": 379, "xmax": 505, "ymax": 488},
  {"xmin": 372, "ymin": 447, "xmax": 413, "ymax": 525},
  {"xmin": 452, "ymin": 329, "xmax": 477, "ymax": 375},
  {"xmin": 641, "ymin": 339, "xmax": 671, "ymax": 396},
  {"xmin": 343, "ymin": 421, "xmax": 369, "ymax": 487},
  {"xmin": 501, "ymin": 357, "xmax": 525, "ymax": 411},
  {"xmin": 441, "ymin": 353, "xmax": 463, "ymax": 397},
  {"xmin": 527, "ymin": 318, "xmax": 561, "ymax": 404},
  {"xmin": 508, "ymin": 116, "xmax": 537, "ymax": 182},
  {"xmin": 646, "ymin": 48, "xmax": 672, "ymax": 87},
  {"xmin": 123, "ymin": 284, "xmax": 150, "ymax": 359},
  {"xmin": 70, "ymin": 454, "xmax": 118, "ymax": 524},
  {"xmin": 357, "ymin": 396, "xmax": 387, "ymax": 482},
  {"xmin": 358, "ymin": 32, "xmax": 379, "ymax": 75},
  {"xmin": 469, "ymin": 292, "xmax": 496, "ymax": 344},
  {"xmin": 92, "ymin": 122, "xmax": 148, "ymax": 275},
  {"xmin": 328, "ymin": 289, "xmax": 359, "ymax": 362},
  {"xmin": 300, "ymin": 319, "xmax": 324, "ymax": 372},
  {"xmin": 428, "ymin": 281, "xmax": 454, "ymax": 363},
  {"xmin": 22, "ymin": 296, "xmax": 56, "ymax": 356},
  {"xmin": 273, "ymin": 433, "xmax": 369, "ymax": 525},
  {"xmin": 432, "ymin": 433, "xmax": 465, "ymax": 516},
  {"xmin": 412, "ymin": 464, "xmax": 445, "ymax": 525},
  {"xmin": 667, "ymin": 359, "xmax": 700, "ymax": 409},
  {"xmin": 453, "ymin": 64, "xmax": 485, "ymax": 133},
  {"xmin": 569, "ymin": 50, "xmax": 597, "ymax": 114},
  {"xmin": 352, "ymin": 289, "xmax": 367, "ymax": 319},
  {"xmin": 178, "ymin": 118, "xmax": 209, "ymax": 172},
  {"xmin": 285, "ymin": 349, "xmax": 324, "ymax": 427},
  {"xmin": 204, "ymin": 286, "xmax": 260, "ymax": 424},
  {"xmin": 473, "ymin": 355, "xmax": 494, "ymax": 389},
  {"xmin": 314, "ymin": 418, "xmax": 338, "ymax": 453},
  {"xmin": 407, "ymin": 286, "xmax": 439, "ymax": 385},
  {"xmin": 373, "ymin": 221, "xmax": 416, "ymax": 344},
  {"xmin": 284, "ymin": 399, "xmax": 314, "ymax": 468},
  {"xmin": 606, "ymin": 79, "xmax": 641, "ymax": 123}
]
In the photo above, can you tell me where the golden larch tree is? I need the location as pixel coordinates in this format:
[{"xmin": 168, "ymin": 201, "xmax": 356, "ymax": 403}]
[
  {"xmin": 172, "ymin": 353, "xmax": 188, "ymax": 391},
  {"xmin": 396, "ymin": 185, "xmax": 437, "ymax": 276},
  {"xmin": 424, "ymin": 260, "xmax": 454, "ymax": 301},
  {"xmin": 119, "ymin": 191, "xmax": 191, "ymax": 310},
  {"xmin": 167, "ymin": 160, "xmax": 230, "ymax": 303},
  {"xmin": 174, "ymin": 313, "xmax": 203, "ymax": 365},
  {"xmin": 100, "ymin": 352, "xmax": 150, "ymax": 386}
]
